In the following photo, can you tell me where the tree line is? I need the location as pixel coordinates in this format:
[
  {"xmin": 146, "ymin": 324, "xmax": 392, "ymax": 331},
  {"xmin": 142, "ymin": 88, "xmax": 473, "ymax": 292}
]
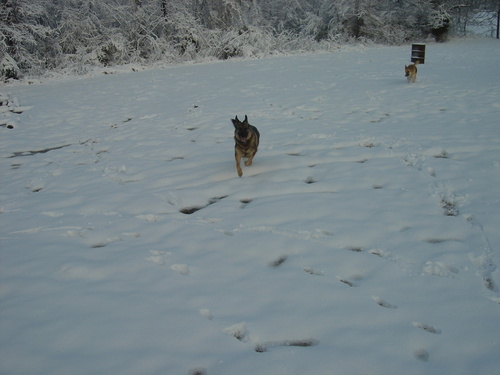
[{"xmin": 1, "ymin": 0, "xmax": 498, "ymax": 80}]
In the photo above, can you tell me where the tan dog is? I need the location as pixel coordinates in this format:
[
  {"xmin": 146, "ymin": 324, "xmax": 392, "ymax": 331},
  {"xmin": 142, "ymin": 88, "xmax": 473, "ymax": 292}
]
[
  {"xmin": 405, "ymin": 61, "xmax": 419, "ymax": 83},
  {"xmin": 232, "ymin": 115, "xmax": 260, "ymax": 177}
]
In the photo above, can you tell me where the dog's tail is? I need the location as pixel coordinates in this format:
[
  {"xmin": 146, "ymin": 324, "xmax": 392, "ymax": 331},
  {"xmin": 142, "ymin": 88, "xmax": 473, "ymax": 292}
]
[{"xmin": 414, "ymin": 60, "xmax": 420, "ymax": 66}]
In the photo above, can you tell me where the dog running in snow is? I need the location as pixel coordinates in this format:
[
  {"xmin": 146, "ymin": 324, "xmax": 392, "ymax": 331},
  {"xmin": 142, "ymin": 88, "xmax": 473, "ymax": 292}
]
[
  {"xmin": 405, "ymin": 60, "xmax": 419, "ymax": 83},
  {"xmin": 232, "ymin": 115, "xmax": 260, "ymax": 177}
]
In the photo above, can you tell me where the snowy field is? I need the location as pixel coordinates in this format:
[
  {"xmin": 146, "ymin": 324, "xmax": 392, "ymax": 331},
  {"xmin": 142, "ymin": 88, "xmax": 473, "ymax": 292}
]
[{"xmin": 1, "ymin": 38, "xmax": 500, "ymax": 375}]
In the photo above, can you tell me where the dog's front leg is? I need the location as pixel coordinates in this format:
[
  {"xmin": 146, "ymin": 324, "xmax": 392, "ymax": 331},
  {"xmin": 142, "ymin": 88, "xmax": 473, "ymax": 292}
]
[{"xmin": 235, "ymin": 150, "xmax": 243, "ymax": 177}]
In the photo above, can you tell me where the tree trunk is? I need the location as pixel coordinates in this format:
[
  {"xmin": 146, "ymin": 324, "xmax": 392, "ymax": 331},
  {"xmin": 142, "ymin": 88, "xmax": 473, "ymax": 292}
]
[
  {"xmin": 161, "ymin": 0, "xmax": 168, "ymax": 19},
  {"xmin": 497, "ymin": 6, "xmax": 499, "ymax": 39}
]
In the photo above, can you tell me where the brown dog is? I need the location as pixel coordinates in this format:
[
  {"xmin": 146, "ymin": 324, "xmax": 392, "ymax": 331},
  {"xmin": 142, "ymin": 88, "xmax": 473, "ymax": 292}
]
[
  {"xmin": 232, "ymin": 115, "xmax": 260, "ymax": 177},
  {"xmin": 405, "ymin": 61, "xmax": 419, "ymax": 83}
]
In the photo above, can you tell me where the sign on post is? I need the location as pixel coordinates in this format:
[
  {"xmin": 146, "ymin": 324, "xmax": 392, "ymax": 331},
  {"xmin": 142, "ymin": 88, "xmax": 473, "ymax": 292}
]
[{"xmin": 411, "ymin": 44, "xmax": 426, "ymax": 64}]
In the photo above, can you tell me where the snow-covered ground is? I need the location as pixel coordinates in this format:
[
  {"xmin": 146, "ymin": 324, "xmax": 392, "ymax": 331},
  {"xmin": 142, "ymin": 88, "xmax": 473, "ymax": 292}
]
[{"xmin": 1, "ymin": 38, "xmax": 499, "ymax": 375}]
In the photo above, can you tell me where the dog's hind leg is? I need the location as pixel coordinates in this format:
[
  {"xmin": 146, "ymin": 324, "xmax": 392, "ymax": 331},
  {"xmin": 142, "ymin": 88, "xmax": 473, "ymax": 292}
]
[{"xmin": 245, "ymin": 152, "xmax": 255, "ymax": 167}]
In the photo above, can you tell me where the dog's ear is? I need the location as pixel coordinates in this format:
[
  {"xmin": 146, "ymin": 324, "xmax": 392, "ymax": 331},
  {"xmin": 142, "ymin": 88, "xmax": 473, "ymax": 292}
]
[
  {"xmin": 243, "ymin": 115, "xmax": 248, "ymax": 124},
  {"xmin": 232, "ymin": 116, "xmax": 240, "ymax": 128}
]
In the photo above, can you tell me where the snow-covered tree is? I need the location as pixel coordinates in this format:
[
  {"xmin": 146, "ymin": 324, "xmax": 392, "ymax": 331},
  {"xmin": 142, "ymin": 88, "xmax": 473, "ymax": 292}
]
[
  {"xmin": 1, "ymin": 0, "xmax": 54, "ymax": 79},
  {"xmin": 1, "ymin": 0, "xmax": 497, "ymax": 80}
]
